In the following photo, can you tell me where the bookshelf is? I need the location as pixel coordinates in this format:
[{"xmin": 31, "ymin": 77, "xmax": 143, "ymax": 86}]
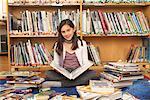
[
  {"xmin": 7, "ymin": 0, "xmax": 81, "ymax": 71},
  {"xmin": 6, "ymin": 0, "xmax": 150, "ymax": 71},
  {"xmin": 81, "ymin": 1, "xmax": 150, "ymax": 63}
]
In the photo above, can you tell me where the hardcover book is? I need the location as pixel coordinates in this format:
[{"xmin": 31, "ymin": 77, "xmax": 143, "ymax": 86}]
[{"xmin": 50, "ymin": 60, "xmax": 93, "ymax": 80}]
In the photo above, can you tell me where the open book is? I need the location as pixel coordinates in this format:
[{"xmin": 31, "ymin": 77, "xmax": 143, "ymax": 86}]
[{"xmin": 50, "ymin": 61, "xmax": 93, "ymax": 80}]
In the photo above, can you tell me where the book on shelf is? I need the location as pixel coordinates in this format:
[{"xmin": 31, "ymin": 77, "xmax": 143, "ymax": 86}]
[
  {"xmin": 127, "ymin": 45, "xmax": 147, "ymax": 63},
  {"xmin": 142, "ymin": 38, "xmax": 150, "ymax": 63},
  {"xmin": 8, "ymin": 8, "xmax": 150, "ymax": 36},
  {"xmin": 50, "ymin": 60, "xmax": 93, "ymax": 80},
  {"xmin": 0, "ymin": 35, "xmax": 7, "ymax": 52},
  {"xmin": 0, "ymin": 22, "xmax": 7, "ymax": 53},
  {"xmin": 9, "ymin": 9, "xmax": 80, "ymax": 35},
  {"xmin": 10, "ymin": 40, "xmax": 53, "ymax": 66},
  {"xmin": 87, "ymin": 42, "xmax": 101, "ymax": 65},
  {"xmin": 82, "ymin": 10, "xmax": 150, "ymax": 35}
]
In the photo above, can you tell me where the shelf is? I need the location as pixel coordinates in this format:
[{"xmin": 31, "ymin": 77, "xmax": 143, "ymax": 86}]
[
  {"xmin": 10, "ymin": 33, "xmax": 150, "ymax": 38},
  {"xmin": 135, "ymin": 62, "xmax": 150, "ymax": 65},
  {"xmin": 8, "ymin": 2, "xmax": 149, "ymax": 7},
  {"xmin": 82, "ymin": 3, "xmax": 147, "ymax": 7},
  {"xmin": 145, "ymin": 2, "xmax": 150, "ymax": 5},
  {"xmin": 82, "ymin": 33, "xmax": 150, "ymax": 37},
  {"xmin": 8, "ymin": 3, "xmax": 80, "ymax": 7},
  {"xmin": 0, "ymin": 52, "xmax": 8, "ymax": 55},
  {"xmin": 10, "ymin": 34, "xmax": 58, "ymax": 38}
]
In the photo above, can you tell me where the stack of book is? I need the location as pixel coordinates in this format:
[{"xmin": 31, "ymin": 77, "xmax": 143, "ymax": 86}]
[
  {"xmin": 6, "ymin": 76, "xmax": 44, "ymax": 88},
  {"xmin": 0, "ymin": 85, "xmax": 15, "ymax": 99},
  {"xmin": 100, "ymin": 62, "xmax": 144, "ymax": 88},
  {"xmin": 76, "ymin": 82, "xmax": 122, "ymax": 100},
  {"xmin": 0, "ymin": 71, "xmax": 44, "ymax": 99}
]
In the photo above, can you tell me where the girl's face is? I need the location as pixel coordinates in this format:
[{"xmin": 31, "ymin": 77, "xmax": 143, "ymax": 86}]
[{"xmin": 61, "ymin": 24, "xmax": 75, "ymax": 41}]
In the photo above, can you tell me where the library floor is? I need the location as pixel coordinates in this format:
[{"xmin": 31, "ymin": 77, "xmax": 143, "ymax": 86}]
[{"xmin": 0, "ymin": 55, "xmax": 9, "ymax": 71}]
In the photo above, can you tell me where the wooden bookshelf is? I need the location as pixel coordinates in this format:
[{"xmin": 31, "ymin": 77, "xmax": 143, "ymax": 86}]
[
  {"xmin": 82, "ymin": 2, "xmax": 150, "ymax": 63},
  {"xmin": 7, "ymin": 1, "xmax": 81, "ymax": 71},
  {"xmin": 10, "ymin": 34, "xmax": 58, "ymax": 38},
  {"xmin": 0, "ymin": 52, "xmax": 8, "ymax": 55},
  {"xmin": 82, "ymin": 2, "xmax": 147, "ymax": 7},
  {"xmin": 8, "ymin": 3, "xmax": 80, "ymax": 7},
  {"xmin": 82, "ymin": 34, "xmax": 150, "ymax": 37},
  {"xmin": 6, "ymin": 1, "xmax": 150, "ymax": 71}
]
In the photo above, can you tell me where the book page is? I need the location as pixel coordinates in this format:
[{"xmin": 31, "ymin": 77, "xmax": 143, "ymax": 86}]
[
  {"xmin": 50, "ymin": 61, "xmax": 71, "ymax": 79},
  {"xmin": 71, "ymin": 61, "xmax": 93, "ymax": 80},
  {"xmin": 50, "ymin": 60, "xmax": 93, "ymax": 80}
]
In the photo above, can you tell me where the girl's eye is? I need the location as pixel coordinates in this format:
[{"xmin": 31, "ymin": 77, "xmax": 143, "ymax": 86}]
[
  {"xmin": 61, "ymin": 31, "xmax": 65, "ymax": 34},
  {"xmin": 67, "ymin": 29, "xmax": 70, "ymax": 32}
]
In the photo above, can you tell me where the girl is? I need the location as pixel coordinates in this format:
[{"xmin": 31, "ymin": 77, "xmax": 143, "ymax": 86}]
[{"xmin": 45, "ymin": 19, "xmax": 97, "ymax": 87}]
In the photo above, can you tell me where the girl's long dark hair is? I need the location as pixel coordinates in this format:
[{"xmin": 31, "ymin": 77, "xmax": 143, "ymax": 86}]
[{"xmin": 56, "ymin": 19, "xmax": 79, "ymax": 56}]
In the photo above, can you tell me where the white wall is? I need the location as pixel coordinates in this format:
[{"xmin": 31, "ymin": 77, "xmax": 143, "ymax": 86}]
[{"xmin": 0, "ymin": 0, "xmax": 7, "ymax": 20}]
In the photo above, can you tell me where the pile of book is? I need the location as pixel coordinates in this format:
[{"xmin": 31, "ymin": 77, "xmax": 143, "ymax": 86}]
[
  {"xmin": 100, "ymin": 62, "xmax": 144, "ymax": 88},
  {"xmin": 0, "ymin": 71, "xmax": 44, "ymax": 99},
  {"xmin": 77, "ymin": 80, "xmax": 122, "ymax": 100}
]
